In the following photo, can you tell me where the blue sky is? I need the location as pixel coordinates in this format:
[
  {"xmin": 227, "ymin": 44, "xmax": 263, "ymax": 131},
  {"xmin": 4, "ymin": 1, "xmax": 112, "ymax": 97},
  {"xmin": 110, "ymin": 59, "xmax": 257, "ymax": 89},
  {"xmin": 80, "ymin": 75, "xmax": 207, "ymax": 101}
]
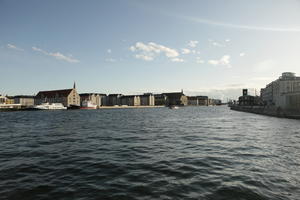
[{"xmin": 1, "ymin": 0, "xmax": 300, "ymax": 100}]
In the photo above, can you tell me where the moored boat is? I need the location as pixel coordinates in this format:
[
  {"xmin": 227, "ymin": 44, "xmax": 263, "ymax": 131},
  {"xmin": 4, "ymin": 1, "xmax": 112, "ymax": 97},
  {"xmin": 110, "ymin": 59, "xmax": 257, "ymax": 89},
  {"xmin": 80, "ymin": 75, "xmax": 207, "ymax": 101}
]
[
  {"xmin": 169, "ymin": 105, "xmax": 179, "ymax": 109},
  {"xmin": 80, "ymin": 100, "xmax": 97, "ymax": 109},
  {"xmin": 33, "ymin": 103, "xmax": 67, "ymax": 110}
]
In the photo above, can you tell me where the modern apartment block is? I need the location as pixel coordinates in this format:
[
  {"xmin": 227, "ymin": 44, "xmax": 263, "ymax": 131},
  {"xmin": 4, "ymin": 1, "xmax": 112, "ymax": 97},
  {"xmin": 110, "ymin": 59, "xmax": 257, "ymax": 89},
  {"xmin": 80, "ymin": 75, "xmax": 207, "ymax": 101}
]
[{"xmin": 261, "ymin": 72, "xmax": 300, "ymax": 110}]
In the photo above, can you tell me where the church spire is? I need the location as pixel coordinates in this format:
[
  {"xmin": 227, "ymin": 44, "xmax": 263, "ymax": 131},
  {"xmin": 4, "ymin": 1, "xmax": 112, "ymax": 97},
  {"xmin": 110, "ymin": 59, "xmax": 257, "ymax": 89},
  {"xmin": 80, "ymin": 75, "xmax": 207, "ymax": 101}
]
[{"xmin": 73, "ymin": 81, "xmax": 76, "ymax": 89}]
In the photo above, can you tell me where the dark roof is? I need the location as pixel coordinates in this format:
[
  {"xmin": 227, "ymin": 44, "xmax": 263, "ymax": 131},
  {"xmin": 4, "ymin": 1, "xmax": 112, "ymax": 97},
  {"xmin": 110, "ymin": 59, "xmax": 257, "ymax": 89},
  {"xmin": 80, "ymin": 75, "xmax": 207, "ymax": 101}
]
[
  {"xmin": 187, "ymin": 96, "xmax": 198, "ymax": 100},
  {"xmin": 80, "ymin": 93, "xmax": 106, "ymax": 96},
  {"xmin": 163, "ymin": 92, "xmax": 185, "ymax": 98},
  {"xmin": 108, "ymin": 94, "xmax": 122, "ymax": 97},
  {"xmin": 120, "ymin": 95, "xmax": 139, "ymax": 98},
  {"xmin": 36, "ymin": 89, "xmax": 73, "ymax": 98},
  {"xmin": 154, "ymin": 94, "xmax": 166, "ymax": 97},
  {"xmin": 140, "ymin": 94, "xmax": 153, "ymax": 97},
  {"xmin": 196, "ymin": 96, "xmax": 208, "ymax": 100},
  {"xmin": 163, "ymin": 92, "xmax": 183, "ymax": 95},
  {"xmin": 13, "ymin": 95, "xmax": 35, "ymax": 98}
]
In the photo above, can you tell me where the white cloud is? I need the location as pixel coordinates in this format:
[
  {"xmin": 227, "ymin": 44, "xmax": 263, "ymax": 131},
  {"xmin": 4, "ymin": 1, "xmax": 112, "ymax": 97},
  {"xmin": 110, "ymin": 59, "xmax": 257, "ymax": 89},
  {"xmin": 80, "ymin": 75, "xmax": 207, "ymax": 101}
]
[
  {"xmin": 208, "ymin": 60, "xmax": 219, "ymax": 65},
  {"xmin": 196, "ymin": 57, "xmax": 205, "ymax": 64},
  {"xmin": 171, "ymin": 58, "xmax": 184, "ymax": 62},
  {"xmin": 208, "ymin": 55, "xmax": 231, "ymax": 68},
  {"xmin": 7, "ymin": 44, "xmax": 24, "ymax": 51},
  {"xmin": 239, "ymin": 52, "xmax": 245, "ymax": 57},
  {"xmin": 187, "ymin": 40, "xmax": 198, "ymax": 48},
  {"xmin": 225, "ymin": 39, "xmax": 231, "ymax": 42},
  {"xmin": 107, "ymin": 49, "xmax": 112, "ymax": 53},
  {"xmin": 181, "ymin": 48, "xmax": 191, "ymax": 54},
  {"xmin": 32, "ymin": 47, "xmax": 79, "ymax": 63},
  {"xmin": 130, "ymin": 42, "xmax": 179, "ymax": 61}
]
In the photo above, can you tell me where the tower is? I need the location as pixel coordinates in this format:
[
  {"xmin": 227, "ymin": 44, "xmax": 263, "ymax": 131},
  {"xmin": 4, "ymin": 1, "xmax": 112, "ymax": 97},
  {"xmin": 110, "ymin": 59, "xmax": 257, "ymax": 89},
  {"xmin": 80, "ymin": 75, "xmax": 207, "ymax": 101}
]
[{"xmin": 73, "ymin": 81, "xmax": 76, "ymax": 89}]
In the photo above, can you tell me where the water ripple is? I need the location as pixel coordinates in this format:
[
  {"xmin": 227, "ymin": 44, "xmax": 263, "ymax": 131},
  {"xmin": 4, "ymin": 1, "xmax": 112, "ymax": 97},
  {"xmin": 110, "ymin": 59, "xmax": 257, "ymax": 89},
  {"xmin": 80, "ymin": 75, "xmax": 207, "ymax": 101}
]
[{"xmin": 0, "ymin": 106, "xmax": 300, "ymax": 200}]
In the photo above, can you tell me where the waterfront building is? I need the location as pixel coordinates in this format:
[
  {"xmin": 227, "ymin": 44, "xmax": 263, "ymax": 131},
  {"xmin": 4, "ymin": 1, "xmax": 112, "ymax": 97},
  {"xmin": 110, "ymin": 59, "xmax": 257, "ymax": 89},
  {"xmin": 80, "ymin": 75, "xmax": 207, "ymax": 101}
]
[
  {"xmin": 0, "ymin": 95, "xmax": 6, "ymax": 104},
  {"xmin": 154, "ymin": 94, "xmax": 167, "ymax": 106},
  {"xmin": 80, "ymin": 93, "xmax": 107, "ymax": 108},
  {"xmin": 212, "ymin": 99, "xmax": 222, "ymax": 105},
  {"xmin": 163, "ymin": 91, "xmax": 188, "ymax": 106},
  {"xmin": 35, "ymin": 83, "xmax": 80, "ymax": 107},
  {"xmin": 187, "ymin": 96, "xmax": 199, "ymax": 106},
  {"xmin": 261, "ymin": 72, "xmax": 300, "ymax": 110},
  {"xmin": 120, "ymin": 95, "xmax": 141, "ymax": 106},
  {"xmin": 140, "ymin": 93, "xmax": 155, "ymax": 106},
  {"xmin": 5, "ymin": 96, "xmax": 14, "ymax": 104},
  {"xmin": 238, "ymin": 89, "xmax": 261, "ymax": 106},
  {"xmin": 13, "ymin": 95, "xmax": 35, "ymax": 106},
  {"xmin": 197, "ymin": 96, "xmax": 209, "ymax": 106},
  {"xmin": 107, "ymin": 94, "xmax": 122, "ymax": 106}
]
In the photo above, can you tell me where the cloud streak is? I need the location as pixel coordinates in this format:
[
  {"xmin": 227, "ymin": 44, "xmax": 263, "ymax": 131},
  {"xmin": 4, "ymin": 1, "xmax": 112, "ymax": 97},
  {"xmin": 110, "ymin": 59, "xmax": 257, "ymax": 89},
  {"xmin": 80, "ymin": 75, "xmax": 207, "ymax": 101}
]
[
  {"xmin": 7, "ymin": 44, "xmax": 24, "ymax": 51},
  {"xmin": 32, "ymin": 47, "xmax": 79, "ymax": 63},
  {"xmin": 182, "ymin": 16, "xmax": 300, "ymax": 32}
]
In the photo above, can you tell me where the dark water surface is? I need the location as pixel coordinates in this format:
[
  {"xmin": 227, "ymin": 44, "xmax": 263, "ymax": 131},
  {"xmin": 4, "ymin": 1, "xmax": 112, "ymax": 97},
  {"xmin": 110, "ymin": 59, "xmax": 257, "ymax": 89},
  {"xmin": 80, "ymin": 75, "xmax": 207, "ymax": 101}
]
[{"xmin": 0, "ymin": 106, "xmax": 299, "ymax": 200}]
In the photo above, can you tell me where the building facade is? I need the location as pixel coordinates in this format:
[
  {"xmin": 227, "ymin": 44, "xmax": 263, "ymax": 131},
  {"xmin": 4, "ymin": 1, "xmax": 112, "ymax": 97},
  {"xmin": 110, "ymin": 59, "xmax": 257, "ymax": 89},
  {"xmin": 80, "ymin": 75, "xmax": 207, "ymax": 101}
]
[
  {"xmin": 80, "ymin": 93, "xmax": 107, "ymax": 107},
  {"xmin": 13, "ymin": 95, "xmax": 35, "ymax": 106},
  {"xmin": 140, "ymin": 93, "xmax": 155, "ymax": 106},
  {"xmin": 261, "ymin": 72, "xmax": 300, "ymax": 110},
  {"xmin": 187, "ymin": 96, "xmax": 199, "ymax": 106},
  {"xmin": 5, "ymin": 96, "xmax": 14, "ymax": 104},
  {"xmin": 35, "ymin": 83, "xmax": 80, "ymax": 107},
  {"xmin": 120, "ymin": 95, "xmax": 141, "ymax": 106},
  {"xmin": 107, "ymin": 94, "xmax": 122, "ymax": 106},
  {"xmin": 163, "ymin": 92, "xmax": 188, "ymax": 106},
  {"xmin": 197, "ymin": 96, "xmax": 209, "ymax": 106},
  {"xmin": 0, "ymin": 95, "xmax": 6, "ymax": 104},
  {"xmin": 154, "ymin": 94, "xmax": 167, "ymax": 106}
]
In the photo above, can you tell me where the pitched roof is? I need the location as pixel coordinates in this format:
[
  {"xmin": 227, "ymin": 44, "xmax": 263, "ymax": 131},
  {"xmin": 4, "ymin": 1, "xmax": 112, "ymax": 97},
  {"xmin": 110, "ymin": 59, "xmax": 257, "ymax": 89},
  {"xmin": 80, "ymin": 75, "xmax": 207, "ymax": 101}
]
[
  {"xmin": 80, "ymin": 93, "xmax": 107, "ymax": 96},
  {"xmin": 120, "ymin": 95, "xmax": 139, "ymax": 98},
  {"xmin": 36, "ymin": 89, "xmax": 73, "ymax": 98},
  {"xmin": 13, "ymin": 95, "xmax": 35, "ymax": 98}
]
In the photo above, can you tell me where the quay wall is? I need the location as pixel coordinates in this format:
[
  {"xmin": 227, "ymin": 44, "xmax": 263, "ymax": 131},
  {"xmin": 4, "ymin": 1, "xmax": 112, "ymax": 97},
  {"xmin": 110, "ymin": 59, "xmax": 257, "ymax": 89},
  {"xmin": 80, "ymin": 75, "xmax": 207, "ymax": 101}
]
[{"xmin": 230, "ymin": 105, "xmax": 300, "ymax": 119}]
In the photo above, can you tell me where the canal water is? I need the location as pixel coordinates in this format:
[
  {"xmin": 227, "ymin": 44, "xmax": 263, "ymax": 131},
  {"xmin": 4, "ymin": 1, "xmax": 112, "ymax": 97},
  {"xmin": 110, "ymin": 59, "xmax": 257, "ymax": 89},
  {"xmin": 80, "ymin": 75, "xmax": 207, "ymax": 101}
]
[{"xmin": 0, "ymin": 106, "xmax": 299, "ymax": 200}]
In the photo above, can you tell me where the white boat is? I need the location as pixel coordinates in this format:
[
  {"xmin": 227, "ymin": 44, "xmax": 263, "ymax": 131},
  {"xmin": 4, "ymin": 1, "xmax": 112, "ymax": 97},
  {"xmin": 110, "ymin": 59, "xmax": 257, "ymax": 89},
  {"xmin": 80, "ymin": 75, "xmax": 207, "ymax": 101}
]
[
  {"xmin": 81, "ymin": 100, "xmax": 97, "ymax": 109},
  {"xmin": 169, "ymin": 105, "xmax": 179, "ymax": 109},
  {"xmin": 34, "ymin": 103, "xmax": 67, "ymax": 110}
]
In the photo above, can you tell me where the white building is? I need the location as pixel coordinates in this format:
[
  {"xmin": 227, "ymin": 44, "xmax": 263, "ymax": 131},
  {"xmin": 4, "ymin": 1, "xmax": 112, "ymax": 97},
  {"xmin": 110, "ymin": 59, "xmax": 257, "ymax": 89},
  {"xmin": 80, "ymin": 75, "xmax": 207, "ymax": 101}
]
[
  {"xmin": 80, "ymin": 93, "xmax": 107, "ymax": 108},
  {"xmin": 261, "ymin": 72, "xmax": 300, "ymax": 110}
]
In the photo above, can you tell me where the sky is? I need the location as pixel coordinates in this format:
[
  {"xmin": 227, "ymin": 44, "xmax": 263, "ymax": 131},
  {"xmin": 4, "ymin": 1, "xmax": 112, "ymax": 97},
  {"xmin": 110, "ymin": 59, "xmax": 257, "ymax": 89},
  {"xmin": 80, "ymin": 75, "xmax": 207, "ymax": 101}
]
[{"xmin": 1, "ymin": 0, "xmax": 300, "ymax": 100}]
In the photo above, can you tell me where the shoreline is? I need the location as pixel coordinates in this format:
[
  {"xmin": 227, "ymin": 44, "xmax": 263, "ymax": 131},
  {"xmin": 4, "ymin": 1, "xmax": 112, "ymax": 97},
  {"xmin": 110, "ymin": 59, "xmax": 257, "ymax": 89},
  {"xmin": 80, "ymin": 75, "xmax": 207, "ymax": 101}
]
[
  {"xmin": 97, "ymin": 105, "xmax": 165, "ymax": 109},
  {"xmin": 230, "ymin": 105, "xmax": 300, "ymax": 119}
]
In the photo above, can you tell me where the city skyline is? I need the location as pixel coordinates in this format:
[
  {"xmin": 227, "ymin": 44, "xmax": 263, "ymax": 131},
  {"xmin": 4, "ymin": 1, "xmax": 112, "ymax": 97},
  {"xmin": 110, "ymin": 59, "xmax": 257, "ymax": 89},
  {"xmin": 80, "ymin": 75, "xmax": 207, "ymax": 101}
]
[{"xmin": 1, "ymin": 0, "xmax": 300, "ymax": 100}]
